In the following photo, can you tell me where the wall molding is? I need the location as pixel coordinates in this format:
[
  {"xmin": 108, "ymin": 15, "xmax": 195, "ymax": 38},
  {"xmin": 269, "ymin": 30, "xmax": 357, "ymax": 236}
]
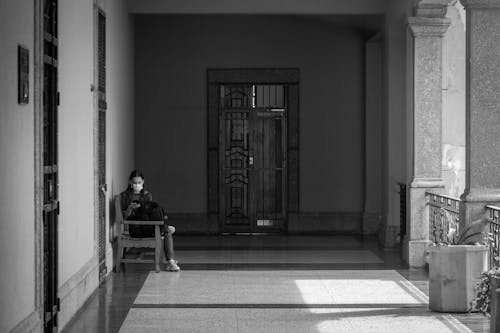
[
  {"xmin": 168, "ymin": 211, "xmax": 369, "ymax": 234},
  {"xmin": 10, "ymin": 310, "xmax": 41, "ymax": 333},
  {"xmin": 362, "ymin": 212, "xmax": 382, "ymax": 235},
  {"xmin": 288, "ymin": 212, "xmax": 363, "ymax": 233},
  {"xmin": 58, "ymin": 255, "xmax": 99, "ymax": 330}
]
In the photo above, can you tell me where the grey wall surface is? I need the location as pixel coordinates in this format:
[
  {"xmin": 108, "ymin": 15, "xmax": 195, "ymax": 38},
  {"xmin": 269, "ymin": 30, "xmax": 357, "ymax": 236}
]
[
  {"xmin": 442, "ymin": 3, "xmax": 465, "ymax": 198},
  {"xmin": 0, "ymin": 1, "xmax": 36, "ymax": 330},
  {"xmin": 135, "ymin": 15, "xmax": 367, "ymax": 214}
]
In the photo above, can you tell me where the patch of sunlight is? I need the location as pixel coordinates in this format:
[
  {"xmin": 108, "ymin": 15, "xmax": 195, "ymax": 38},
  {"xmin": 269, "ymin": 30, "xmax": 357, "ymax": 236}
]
[
  {"xmin": 292, "ymin": 277, "xmax": 473, "ymax": 333},
  {"xmin": 294, "ymin": 278, "xmax": 426, "ymax": 305}
]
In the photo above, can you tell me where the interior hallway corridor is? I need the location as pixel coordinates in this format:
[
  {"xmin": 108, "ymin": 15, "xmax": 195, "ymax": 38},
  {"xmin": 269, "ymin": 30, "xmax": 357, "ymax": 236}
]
[{"xmin": 62, "ymin": 236, "xmax": 488, "ymax": 332}]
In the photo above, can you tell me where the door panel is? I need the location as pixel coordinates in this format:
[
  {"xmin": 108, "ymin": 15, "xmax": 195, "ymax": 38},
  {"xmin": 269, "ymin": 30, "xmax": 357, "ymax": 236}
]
[
  {"xmin": 222, "ymin": 110, "xmax": 251, "ymax": 226},
  {"xmin": 254, "ymin": 111, "xmax": 285, "ymax": 229}
]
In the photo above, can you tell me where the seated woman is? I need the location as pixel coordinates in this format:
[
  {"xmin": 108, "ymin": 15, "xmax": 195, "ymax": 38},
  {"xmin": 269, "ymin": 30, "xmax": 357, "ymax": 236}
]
[{"xmin": 120, "ymin": 169, "xmax": 180, "ymax": 272}]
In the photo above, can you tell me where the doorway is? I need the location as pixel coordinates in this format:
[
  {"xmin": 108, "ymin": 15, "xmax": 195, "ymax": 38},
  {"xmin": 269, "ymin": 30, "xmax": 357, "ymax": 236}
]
[
  {"xmin": 207, "ymin": 69, "xmax": 300, "ymax": 234},
  {"xmin": 220, "ymin": 84, "xmax": 287, "ymax": 232}
]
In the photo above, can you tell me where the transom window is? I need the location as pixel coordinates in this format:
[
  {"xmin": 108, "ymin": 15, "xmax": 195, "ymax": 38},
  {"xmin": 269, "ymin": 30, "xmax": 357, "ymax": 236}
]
[{"xmin": 221, "ymin": 85, "xmax": 285, "ymax": 111}]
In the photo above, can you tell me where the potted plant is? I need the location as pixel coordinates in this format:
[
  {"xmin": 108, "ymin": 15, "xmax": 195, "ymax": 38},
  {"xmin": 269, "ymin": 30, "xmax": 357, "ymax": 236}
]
[
  {"xmin": 428, "ymin": 210, "xmax": 489, "ymax": 312},
  {"xmin": 470, "ymin": 239, "xmax": 500, "ymax": 331}
]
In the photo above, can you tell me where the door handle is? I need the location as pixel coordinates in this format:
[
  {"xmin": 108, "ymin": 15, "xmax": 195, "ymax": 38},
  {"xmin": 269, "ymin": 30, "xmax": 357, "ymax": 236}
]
[
  {"xmin": 99, "ymin": 184, "xmax": 107, "ymax": 194},
  {"xmin": 249, "ymin": 156, "xmax": 254, "ymax": 165}
]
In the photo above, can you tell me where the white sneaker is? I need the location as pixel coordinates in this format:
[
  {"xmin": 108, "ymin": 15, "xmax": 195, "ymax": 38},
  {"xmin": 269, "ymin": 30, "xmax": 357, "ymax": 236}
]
[{"xmin": 165, "ymin": 259, "xmax": 180, "ymax": 272}]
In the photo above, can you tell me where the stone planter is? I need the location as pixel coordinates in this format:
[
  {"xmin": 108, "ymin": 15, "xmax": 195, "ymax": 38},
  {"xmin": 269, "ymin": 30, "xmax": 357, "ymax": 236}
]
[
  {"xmin": 491, "ymin": 276, "xmax": 500, "ymax": 333},
  {"xmin": 428, "ymin": 244, "xmax": 487, "ymax": 312}
]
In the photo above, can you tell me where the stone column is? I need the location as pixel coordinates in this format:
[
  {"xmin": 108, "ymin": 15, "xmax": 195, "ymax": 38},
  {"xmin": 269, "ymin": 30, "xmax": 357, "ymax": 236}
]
[
  {"xmin": 459, "ymin": 0, "xmax": 500, "ymax": 229},
  {"xmin": 405, "ymin": 16, "xmax": 450, "ymax": 267}
]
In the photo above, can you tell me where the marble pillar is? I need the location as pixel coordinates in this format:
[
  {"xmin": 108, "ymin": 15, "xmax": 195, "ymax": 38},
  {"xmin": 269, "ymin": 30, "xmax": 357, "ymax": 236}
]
[
  {"xmin": 459, "ymin": 0, "xmax": 500, "ymax": 229},
  {"xmin": 405, "ymin": 17, "xmax": 450, "ymax": 267}
]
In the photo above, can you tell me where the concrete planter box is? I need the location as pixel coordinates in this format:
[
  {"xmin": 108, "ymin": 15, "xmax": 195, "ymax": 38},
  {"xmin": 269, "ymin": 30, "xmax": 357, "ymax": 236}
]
[
  {"xmin": 491, "ymin": 276, "xmax": 500, "ymax": 333},
  {"xmin": 429, "ymin": 244, "xmax": 487, "ymax": 312}
]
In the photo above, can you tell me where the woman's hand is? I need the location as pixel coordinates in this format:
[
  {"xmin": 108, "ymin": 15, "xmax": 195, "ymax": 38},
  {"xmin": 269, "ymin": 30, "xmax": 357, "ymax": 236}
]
[{"xmin": 130, "ymin": 202, "xmax": 141, "ymax": 209}]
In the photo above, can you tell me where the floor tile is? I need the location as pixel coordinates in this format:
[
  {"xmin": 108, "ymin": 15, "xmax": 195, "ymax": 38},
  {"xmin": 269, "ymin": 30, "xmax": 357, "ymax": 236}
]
[{"xmin": 62, "ymin": 236, "xmax": 488, "ymax": 333}]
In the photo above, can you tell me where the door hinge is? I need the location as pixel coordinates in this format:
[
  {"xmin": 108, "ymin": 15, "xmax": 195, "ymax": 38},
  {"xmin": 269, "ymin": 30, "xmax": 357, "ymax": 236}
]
[
  {"xmin": 57, "ymin": 297, "xmax": 61, "ymax": 312},
  {"xmin": 57, "ymin": 92, "xmax": 60, "ymax": 106},
  {"xmin": 56, "ymin": 201, "xmax": 60, "ymax": 215}
]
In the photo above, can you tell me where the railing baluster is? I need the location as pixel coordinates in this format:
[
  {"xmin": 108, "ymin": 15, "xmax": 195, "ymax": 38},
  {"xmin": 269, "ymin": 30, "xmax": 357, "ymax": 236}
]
[
  {"xmin": 426, "ymin": 192, "xmax": 460, "ymax": 244},
  {"xmin": 487, "ymin": 205, "xmax": 500, "ymax": 269}
]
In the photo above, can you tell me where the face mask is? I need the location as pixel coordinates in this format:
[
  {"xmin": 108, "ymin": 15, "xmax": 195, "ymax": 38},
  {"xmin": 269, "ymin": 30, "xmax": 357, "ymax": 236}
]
[{"xmin": 132, "ymin": 184, "xmax": 143, "ymax": 192}]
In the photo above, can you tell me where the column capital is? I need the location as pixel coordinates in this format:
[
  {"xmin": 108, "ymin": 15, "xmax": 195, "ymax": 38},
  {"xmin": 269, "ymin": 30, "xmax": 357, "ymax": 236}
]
[
  {"xmin": 459, "ymin": 0, "xmax": 500, "ymax": 9},
  {"xmin": 408, "ymin": 16, "xmax": 451, "ymax": 37},
  {"xmin": 410, "ymin": 177, "xmax": 445, "ymax": 189},
  {"xmin": 414, "ymin": 0, "xmax": 453, "ymax": 18}
]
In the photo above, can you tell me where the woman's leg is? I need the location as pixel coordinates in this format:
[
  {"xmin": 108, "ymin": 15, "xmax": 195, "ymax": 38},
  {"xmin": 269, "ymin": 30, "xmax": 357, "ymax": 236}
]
[
  {"xmin": 163, "ymin": 231, "xmax": 175, "ymax": 260},
  {"xmin": 163, "ymin": 226, "xmax": 179, "ymax": 271}
]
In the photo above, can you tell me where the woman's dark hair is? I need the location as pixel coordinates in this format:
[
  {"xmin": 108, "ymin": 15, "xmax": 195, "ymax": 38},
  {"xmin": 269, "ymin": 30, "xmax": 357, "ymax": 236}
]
[{"xmin": 128, "ymin": 169, "xmax": 145, "ymax": 181}]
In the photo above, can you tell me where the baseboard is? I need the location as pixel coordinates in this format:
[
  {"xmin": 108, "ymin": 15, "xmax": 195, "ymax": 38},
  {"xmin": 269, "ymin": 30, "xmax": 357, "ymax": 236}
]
[
  {"xmin": 10, "ymin": 310, "xmax": 41, "ymax": 333},
  {"xmin": 166, "ymin": 212, "xmax": 368, "ymax": 234},
  {"xmin": 288, "ymin": 212, "xmax": 363, "ymax": 233},
  {"xmin": 166, "ymin": 213, "xmax": 211, "ymax": 234},
  {"xmin": 362, "ymin": 212, "xmax": 382, "ymax": 235},
  {"xmin": 58, "ymin": 255, "xmax": 99, "ymax": 330}
]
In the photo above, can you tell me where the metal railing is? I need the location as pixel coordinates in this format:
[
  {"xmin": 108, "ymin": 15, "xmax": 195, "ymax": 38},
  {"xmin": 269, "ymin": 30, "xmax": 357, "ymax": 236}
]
[
  {"xmin": 487, "ymin": 205, "xmax": 500, "ymax": 268},
  {"xmin": 427, "ymin": 192, "xmax": 461, "ymax": 243},
  {"xmin": 398, "ymin": 183, "xmax": 407, "ymax": 244}
]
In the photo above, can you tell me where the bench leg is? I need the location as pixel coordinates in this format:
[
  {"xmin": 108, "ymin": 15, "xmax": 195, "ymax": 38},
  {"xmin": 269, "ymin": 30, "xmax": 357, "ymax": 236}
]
[
  {"xmin": 116, "ymin": 242, "xmax": 124, "ymax": 273},
  {"xmin": 155, "ymin": 226, "xmax": 161, "ymax": 273}
]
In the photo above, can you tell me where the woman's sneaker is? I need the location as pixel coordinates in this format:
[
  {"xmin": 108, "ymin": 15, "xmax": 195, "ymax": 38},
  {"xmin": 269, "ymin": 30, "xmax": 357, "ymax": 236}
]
[{"xmin": 166, "ymin": 259, "xmax": 180, "ymax": 272}]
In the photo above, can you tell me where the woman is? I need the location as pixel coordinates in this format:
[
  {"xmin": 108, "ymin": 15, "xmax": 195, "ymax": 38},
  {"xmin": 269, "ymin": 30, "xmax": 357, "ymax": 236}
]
[{"xmin": 120, "ymin": 170, "xmax": 180, "ymax": 272}]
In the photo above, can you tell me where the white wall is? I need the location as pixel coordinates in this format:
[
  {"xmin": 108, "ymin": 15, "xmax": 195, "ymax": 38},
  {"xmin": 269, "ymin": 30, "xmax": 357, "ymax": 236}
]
[
  {"xmin": 106, "ymin": 0, "xmax": 136, "ymax": 265},
  {"xmin": 58, "ymin": 0, "xmax": 95, "ymax": 286},
  {"xmin": 0, "ymin": 1, "xmax": 36, "ymax": 331}
]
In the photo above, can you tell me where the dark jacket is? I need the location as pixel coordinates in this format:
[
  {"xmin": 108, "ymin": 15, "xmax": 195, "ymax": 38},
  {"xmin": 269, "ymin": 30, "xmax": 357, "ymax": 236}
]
[{"xmin": 120, "ymin": 188, "xmax": 153, "ymax": 219}]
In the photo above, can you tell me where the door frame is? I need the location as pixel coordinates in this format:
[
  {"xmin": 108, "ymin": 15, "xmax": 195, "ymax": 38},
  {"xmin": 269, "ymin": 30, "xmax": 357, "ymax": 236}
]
[
  {"xmin": 94, "ymin": 4, "xmax": 108, "ymax": 283},
  {"xmin": 207, "ymin": 68, "xmax": 300, "ymax": 234},
  {"xmin": 34, "ymin": 0, "xmax": 45, "ymax": 326},
  {"xmin": 34, "ymin": 0, "xmax": 60, "ymax": 330}
]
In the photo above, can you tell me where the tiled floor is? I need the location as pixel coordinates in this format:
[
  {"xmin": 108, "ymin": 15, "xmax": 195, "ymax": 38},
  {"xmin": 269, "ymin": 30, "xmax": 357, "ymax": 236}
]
[{"xmin": 62, "ymin": 235, "xmax": 489, "ymax": 332}]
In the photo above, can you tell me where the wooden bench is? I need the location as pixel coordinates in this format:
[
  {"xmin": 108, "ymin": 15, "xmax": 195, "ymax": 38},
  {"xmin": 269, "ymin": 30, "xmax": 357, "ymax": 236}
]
[{"xmin": 114, "ymin": 194, "xmax": 164, "ymax": 273}]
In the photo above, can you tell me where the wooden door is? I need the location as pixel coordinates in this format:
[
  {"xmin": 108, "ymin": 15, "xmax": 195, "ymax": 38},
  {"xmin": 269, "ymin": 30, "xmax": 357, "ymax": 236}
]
[
  {"xmin": 220, "ymin": 85, "xmax": 287, "ymax": 233},
  {"xmin": 254, "ymin": 109, "xmax": 286, "ymax": 230}
]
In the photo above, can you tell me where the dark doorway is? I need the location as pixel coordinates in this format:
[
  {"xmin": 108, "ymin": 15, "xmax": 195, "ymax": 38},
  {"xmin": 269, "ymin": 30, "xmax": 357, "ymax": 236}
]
[
  {"xmin": 207, "ymin": 69, "xmax": 300, "ymax": 234},
  {"xmin": 43, "ymin": 0, "xmax": 60, "ymax": 331}
]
